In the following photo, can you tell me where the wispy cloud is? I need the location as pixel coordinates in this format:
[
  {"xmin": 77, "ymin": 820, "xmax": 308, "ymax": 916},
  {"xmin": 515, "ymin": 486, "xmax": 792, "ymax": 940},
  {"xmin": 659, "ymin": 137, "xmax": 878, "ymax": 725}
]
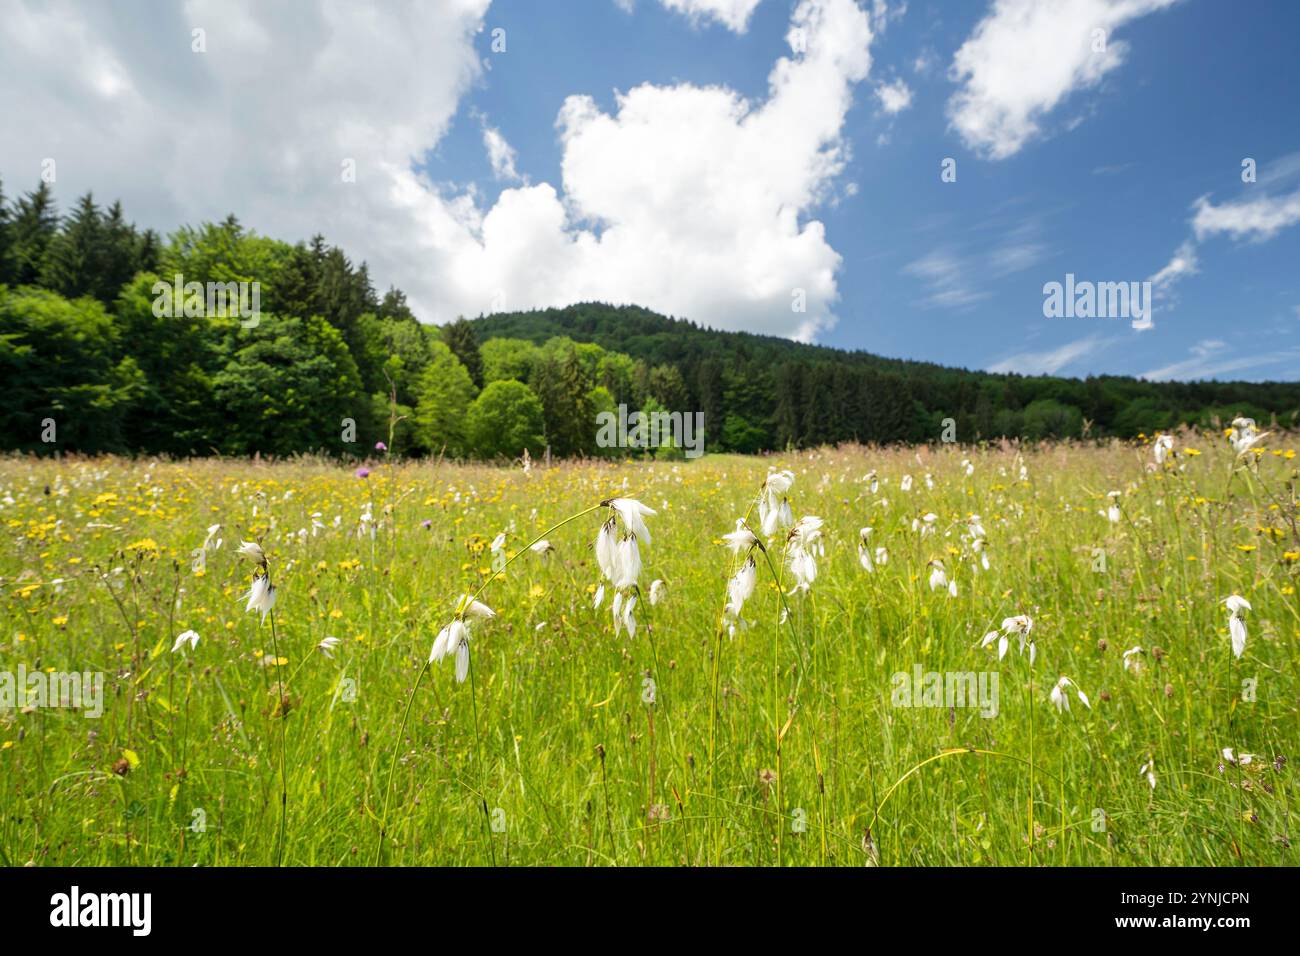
[
  {"xmin": 1147, "ymin": 239, "xmax": 1198, "ymax": 310},
  {"xmin": 1141, "ymin": 339, "xmax": 1300, "ymax": 381},
  {"xmin": 1192, "ymin": 188, "xmax": 1300, "ymax": 243},
  {"xmin": 903, "ymin": 249, "xmax": 991, "ymax": 309},
  {"xmin": 987, "ymin": 334, "xmax": 1118, "ymax": 375},
  {"xmin": 905, "ymin": 221, "xmax": 1050, "ymax": 309},
  {"xmin": 1091, "ymin": 162, "xmax": 1134, "ymax": 176},
  {"xmin": 481, "ymin": 123, "xmax": 523, "ymax": 183}
]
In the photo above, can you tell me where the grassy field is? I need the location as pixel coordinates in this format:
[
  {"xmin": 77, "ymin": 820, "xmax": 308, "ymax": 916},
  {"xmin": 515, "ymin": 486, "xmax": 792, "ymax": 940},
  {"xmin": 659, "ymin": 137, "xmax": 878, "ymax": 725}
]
[{"xmin": 1, "ymin": 435, "xmax": 1297, "ymax": 867}]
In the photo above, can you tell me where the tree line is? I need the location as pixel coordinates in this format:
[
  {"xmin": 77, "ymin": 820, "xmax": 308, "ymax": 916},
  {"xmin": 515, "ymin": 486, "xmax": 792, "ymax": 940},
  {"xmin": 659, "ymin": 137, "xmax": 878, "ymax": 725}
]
[{"xmin": 1, "ymin": 179, "xmax": 1296, "ymax": 460}]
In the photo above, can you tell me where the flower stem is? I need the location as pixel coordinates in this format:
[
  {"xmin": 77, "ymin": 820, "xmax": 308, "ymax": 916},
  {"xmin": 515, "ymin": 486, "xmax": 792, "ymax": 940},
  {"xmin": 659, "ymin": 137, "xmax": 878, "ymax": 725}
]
[{"xmin": 373, "ymin": 659, "xmax": 428, "ymax": 865}]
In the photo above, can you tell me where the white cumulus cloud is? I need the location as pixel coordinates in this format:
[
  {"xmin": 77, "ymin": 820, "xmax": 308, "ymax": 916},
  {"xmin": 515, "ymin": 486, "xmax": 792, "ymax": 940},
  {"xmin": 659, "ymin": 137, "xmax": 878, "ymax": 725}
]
[
  {"xmin": 946, "ymin": 0, "xmax": 1179, "ymax": 160},
  {"xmin": 0, "ymin": 0, "xmax": 873, "ymax": 340},
  {"xmin": 657, "ymin": 0, "xmax": 764, "ymax": 32},
  {"xmin": 874, "ymin": 78, "xmax": 913, "ymax": 114}
]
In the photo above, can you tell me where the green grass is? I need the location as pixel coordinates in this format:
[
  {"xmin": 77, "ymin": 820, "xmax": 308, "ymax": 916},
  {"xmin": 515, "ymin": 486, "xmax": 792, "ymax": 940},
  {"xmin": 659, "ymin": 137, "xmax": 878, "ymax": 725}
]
[{"xmin": 1, "ymin": 437, "xmax": 1297, "ymax": 866}]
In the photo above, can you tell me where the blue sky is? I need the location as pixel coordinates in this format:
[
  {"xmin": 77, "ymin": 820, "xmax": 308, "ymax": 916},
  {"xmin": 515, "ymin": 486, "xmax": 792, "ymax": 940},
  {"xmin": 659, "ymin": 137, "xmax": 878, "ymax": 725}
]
[{"xmin": 3, "ymin": 0, "xmax": 1298, "ymax": 381}]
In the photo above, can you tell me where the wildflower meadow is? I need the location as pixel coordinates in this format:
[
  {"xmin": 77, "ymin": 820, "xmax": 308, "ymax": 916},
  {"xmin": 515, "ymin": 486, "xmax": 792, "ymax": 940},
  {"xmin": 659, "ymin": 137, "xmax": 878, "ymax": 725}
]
[{"xmin": 2, "ymin": 427, "xmax": 1295, "ymax": 867}]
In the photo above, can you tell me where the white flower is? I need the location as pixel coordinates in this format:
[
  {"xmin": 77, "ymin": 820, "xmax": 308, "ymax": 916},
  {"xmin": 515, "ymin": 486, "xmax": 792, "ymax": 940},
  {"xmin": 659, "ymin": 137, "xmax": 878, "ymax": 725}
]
[
  {"xmin": 1001, "ymin": 615, "xmax": 1034, "ymax": 662},
  {"xmin": 757, "ymin": 471, "xmax": 795, "ymax": 538},
  {"xmin": 318, "ymin": 636, "xmax": 341, "ymax": 659},
  {"xmin": 236, "ymin": 540, "xmax": 265, "ymax": 564},
  {"xmin": 1049, "ymin": 676, "xmax": 1090, "ymax": 713},
  {"xmin": 789, "ymin": 515, "xmax": 823, "ymax": 549},
  {"xmin": 203, "ymin": 524, "xmax": 223, "ymax": 551},
  {"xmin": 763, "ymin": 468, "xmax": 795, "ymax": 499},
  {"xmin": 613, "ymin": 535, "xmax": 642, "ymax": 589},
  {"xmin": 864, "ymin": 470, "xmax": 879, "ymax": 494},
  {"xmin": 490, "ymin": 532, "xmax": 507, "ymax": 554},
  {"xmin": 722, "ymin": 519, "xmax": 759, "ymax": 554},
  {"xmin": 171, "ymin": 629, "xmax": 200, "ymax": 653},
  {"xmin": 857, "ymin": 527, "xmax": 874, "ymax": 572},
  {"xmin": 760, "ymin": 496, "xmax": 793, "ymax": 537},
  {"xmin": 979, "ymin": 629, "xmax": 1009, "ymax": 661},
  {"xmin": 875, "ymin": 546, "xmax": 889, "ymax": 566},
  {"xmin": 1224, "ymin": 594, "xmax": 1251, "ymax": 615},
  {"xmin": 595, "ymin": 519, "xmax": 618, "ymax": 580},
  {"xmin": 529, "ymin": 539, "xmax": 554, "ymax": 555},
  {"xmin": 242, "ymin": 574, "xmax": 277, "ymax": 621},
  {"xmin": 900, "ymin": 474, "xmax": 913, "ymax": 492},
  {"xmin": 962, "ymin": 459, "xmax": 974, "ymax": 477},
  {"xmin": 1122, "ymin": 645, "xmax": 1144, "ymax": 674},
  {"xmin": 1228, "ymin": 417, "xmax": 1269, "ymax": 455},
  {"xmin": 457, "ymin": 595, "xmax": 497, "ymax": 620},
  {"xmin": 1223, "ymin": 594, "xmax": 1250, "ymax": 659},
  {"xmin": 1139, "ymin": 756, "xmax": 1157, "ymax": 790},
  {"xmin": 649, "ymin": 579, "xmax": 666, "ymax": 606},
  {"xmin": 593, "ymin": 583, "xmax": 605, "ymax": 609},
  {"xmin": 1222, "ymin": 747, "xmax": 1256, "ymax": 766},
  {"xmin": 927, "ymin": 560, "xmax": 948, "ymax": 592},
  {"xmin": 430, "ymin": 619, "xmax": 470, "ymax": 680},
  {"xmin": 612, "ymin": 591, "xmax": 638, "ymax": 638},
  {"xmin": 725, "ymin": 556, "xmax": 758, "ymax": 625},
  {"xmin": 1153, "ymin": 433, "xmax": 1174, "ymax": 465},
  {"xmin": 786, "ymin": 516, "xmax": 823, "ymax": 593},
  {"xmin": 610, "ymin": 497, "xmax": 655, "ymax": 545},
  {"xmin": 431, "ymin": 598, "xmax": 496, "ymax": 683},
  {"xmin": 788, "ymin": 547, "xmax": 818, "ymax": 593}
]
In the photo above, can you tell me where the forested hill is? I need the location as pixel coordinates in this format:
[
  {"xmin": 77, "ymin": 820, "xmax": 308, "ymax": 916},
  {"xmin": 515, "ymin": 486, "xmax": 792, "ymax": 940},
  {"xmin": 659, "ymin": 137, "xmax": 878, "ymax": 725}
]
[
  {"xmin": 1, "ymin": 176, "xmax": 1297, "ymax": 459},
  {"xmin": 469, "ymin": 303, "xmax": 1300, "ymax": 447}
]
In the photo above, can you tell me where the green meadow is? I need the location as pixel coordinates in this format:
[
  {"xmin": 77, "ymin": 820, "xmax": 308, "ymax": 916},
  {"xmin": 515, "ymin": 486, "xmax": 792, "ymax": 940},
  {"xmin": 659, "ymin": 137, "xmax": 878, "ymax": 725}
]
[{"xmin": 1, "ymin": 435, "xmax": 1296, "ymax": 866}]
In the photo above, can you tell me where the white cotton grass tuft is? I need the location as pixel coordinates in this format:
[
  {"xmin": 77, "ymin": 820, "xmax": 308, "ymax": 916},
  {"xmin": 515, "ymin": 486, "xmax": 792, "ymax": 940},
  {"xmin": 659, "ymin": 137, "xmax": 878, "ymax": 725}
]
[
  {"xmin": 1221, "ymin": 747, "xmax": 1256, "ymax": 766},
  {"xmin": 724, "ymin": 555, "xmax": 758, "ymax": 635},
  {"xmin": 235, "ymin": 540, "xmax": 266, "ymax": 565},
  {"xmin": 857, "ymin": 527, "xmax": 874, "ymax": 572},
  {"xmin": 171, "ymin": 629, "xmax": 200, "ymax": 653},
  {"xmin": 593, "ymin": 497, "xmax": 655, "ymax": 637},
  {"xmin": 758, "ymin": 470, "xmax": 795, "ymax": 537},
  {"xmin": 785, "ymin": 515, "xmax": 823, "ymax": 594},
  {"xmin": 648, "ymin": 579, "xmax": 666, "ymax": 606},
  {"xmin": 430, "ymin": 596, "xmax": 498, "ymax": 682},
  {"xmin": 981, "ymin": 615, "xmax": 1033, "ymax": 662},
  {"xmin": 1139, "ymin": 756, "xmax": 1157, "ymax": 790},
  {"xmin": 1228, "ymin": 417, "xmax": 1268, "ymax": 455},
  {"xmin": 609, "ymin": 497, "xmax": 655, "ymax": 545},
  {"xmin": 203, "ymin": 524, "xmax": 223, "ymax": 551},
  {"xmin": 1122, "ymin": 645, "xmax": 1144, "ymax": 674},
  {"xmin": 242, "ymin": 573, "xmax": 277, "ymax": 622},
  {"xmin": 317, "ymin": 636, "xmax": 342, "ymax": 659},
  {"xmin": 927, "ymin": 559, "xmax": 955, "ymax": 597},
  {"xmin": 722, "ymin": 519, "xmax": 759, "ymax": 554},
  {"xmin": 1223, "ymin": 594, "xmax": 1250, "ymax": 659},
  {"xmin": 1049, "ymin": 676, "xmax": 1090, "ymax": 713}
]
